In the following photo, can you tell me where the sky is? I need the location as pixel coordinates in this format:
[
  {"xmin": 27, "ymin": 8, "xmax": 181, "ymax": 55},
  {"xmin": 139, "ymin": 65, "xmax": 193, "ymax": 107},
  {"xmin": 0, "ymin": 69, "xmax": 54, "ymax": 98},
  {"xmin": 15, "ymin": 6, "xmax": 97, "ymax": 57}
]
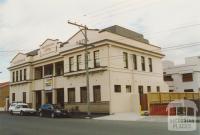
[{"xmin": 0, "ymin": 0, "xmax": 200, "ymax": 82}]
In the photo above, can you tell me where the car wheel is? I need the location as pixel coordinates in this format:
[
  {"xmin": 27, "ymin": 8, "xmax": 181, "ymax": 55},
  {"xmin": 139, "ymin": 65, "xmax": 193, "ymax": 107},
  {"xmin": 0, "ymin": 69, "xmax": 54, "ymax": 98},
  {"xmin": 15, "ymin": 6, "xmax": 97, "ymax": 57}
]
[
  {"xmin": 51, "ymin": 113, "xmax": 55, "ymax": 118},
  {"xmin": 39, "ymin": 112, "xmax": 43, "ymax": 117},
  {"xmin": 20, "ymin": 111, "xmax": 24, "ymax": 116}
]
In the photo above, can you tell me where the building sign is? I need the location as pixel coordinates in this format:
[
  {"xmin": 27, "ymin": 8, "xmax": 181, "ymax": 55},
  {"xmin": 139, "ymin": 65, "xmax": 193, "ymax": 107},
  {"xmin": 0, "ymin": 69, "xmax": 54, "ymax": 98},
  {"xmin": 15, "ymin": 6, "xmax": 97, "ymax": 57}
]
[
  {"xmin": 167, "ymin": 99, "xmax": 198, "ymax": 131},
  {"xmin": 44, "ymin": 78, "xmax": 53, "ymax": 90}
]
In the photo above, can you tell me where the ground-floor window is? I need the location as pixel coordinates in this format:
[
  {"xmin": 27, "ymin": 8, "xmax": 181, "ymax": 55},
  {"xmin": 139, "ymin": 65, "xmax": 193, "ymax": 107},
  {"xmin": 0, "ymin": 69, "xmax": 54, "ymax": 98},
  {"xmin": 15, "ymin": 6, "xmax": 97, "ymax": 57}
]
[
  {"xmin": 68, "ymin": 88, "xmax": 75, "ymax": 103},
  {"xmin": 12, "ymin": 93, "xmax": 15, "ymax": 102},
  {"xmin": 93, "ymin": 85, "xmax": 101, "ymax": 102},
  {"xmin": 156, "ymin": 86, "xmax": 160, "ymax": 92},
  {"xmin": 169, "ymin": 90, "xmax": 174, "ymax": 92},
  {"xmin": 80, "ymin": 87, "xmax": 87, "ymax": 103},
  {"xmin": 147, "ymin": 86, "xmax": 151, "ymax": 92},
  {"xmin": 23, "ymin": 92, "xmax": 26, "ymax": 103},
  {"xmin": 114, "ymin": 85, "xmax": 121, "ymax": 93},
  {"xmin": 126, "ymin": 85, "xmax": 131, "ymax": 93}
]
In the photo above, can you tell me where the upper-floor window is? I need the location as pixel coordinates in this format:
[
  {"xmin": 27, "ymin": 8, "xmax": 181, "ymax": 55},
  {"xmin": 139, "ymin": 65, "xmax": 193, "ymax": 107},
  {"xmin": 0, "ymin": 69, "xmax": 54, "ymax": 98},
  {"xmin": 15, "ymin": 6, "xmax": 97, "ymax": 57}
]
[
  {"xmin": 44, "ymin": 64, "xmax": 53, "ymax": 76},
  {"xmin": 182, "ymin": 73, "xmax": 193, "ymax": 82},
  {"xmin": 12, "ymin": 71, "xmax": 15, "ymax": 82},
  {"xmin": 94, "ymin": 50, "xmax": 100, "ymax": 68},
  {"xmin": 20, "ymin": 70, "xmax": 22, "ymax": 81},
  {"xmin": 164, "ymin": 75, "xmax": 173, "ymax": 81},
  {"xmin": 77, "ymin": 55, "xmax": 82, "ymax": 71},
  {"xmin": 24, "ymin": 69, "xmax": 26, "ymax": 80},
  {"xmin": 16, "ymin": 71, "xmax": 18, "ymax": 82},
  {"xmin": 34, "ymin": 66, "xmax": 43, "ymax": 79},
  {"xmin": 123, "ymin": 52, "xmax": 128, "ymax": 68},
  {"xmin": 69, "ymin": 57, "xmax": 74, "ymax": 72},
  {"xmin": 141, "ymin": 56, "xmax": 145, "ymax": 71},
  {"xmin": 148, "ymin": 58, "xmax": 153, "ymax": 72},
  {"xmin": 132, "ymin": 54, "xmax": 137, "ymax": 70},
  {"xmin": 55, "ymin": 61, "xmax": 64, "ymax": 76}
]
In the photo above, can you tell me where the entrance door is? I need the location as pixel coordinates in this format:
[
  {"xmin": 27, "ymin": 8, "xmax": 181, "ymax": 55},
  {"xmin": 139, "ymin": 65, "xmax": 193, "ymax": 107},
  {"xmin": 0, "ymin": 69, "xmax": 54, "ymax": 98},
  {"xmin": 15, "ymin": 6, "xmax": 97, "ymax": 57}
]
[
  {"xmin": 36, "ymin": 91, "xmax": 41, "ymax": 109},
  {"xmin": 57, "ymin": 89, "xmax": 64, "ymax": 107},
  {"xmin": 138, "ymin": 86, "xmax": 148, "ymax": 111},
  {"xmin": 46, "ymin": 92, "xmax": 52, "ymax": 104}
]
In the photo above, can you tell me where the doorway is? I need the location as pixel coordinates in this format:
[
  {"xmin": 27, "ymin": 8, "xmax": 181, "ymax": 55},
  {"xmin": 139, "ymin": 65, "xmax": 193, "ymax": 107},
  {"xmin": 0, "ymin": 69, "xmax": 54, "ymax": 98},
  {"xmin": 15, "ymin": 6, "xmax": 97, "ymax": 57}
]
[
  {"xmin": 46, "ymin": 92, "xmax": 52, "ymax": 104},
  {"xmin": 35, "ymin": 91, "xmax": 41, "ymax": 109},
  {"xmin": 57, "ymin": 89, "xmax": 64, "ymax": 107}
]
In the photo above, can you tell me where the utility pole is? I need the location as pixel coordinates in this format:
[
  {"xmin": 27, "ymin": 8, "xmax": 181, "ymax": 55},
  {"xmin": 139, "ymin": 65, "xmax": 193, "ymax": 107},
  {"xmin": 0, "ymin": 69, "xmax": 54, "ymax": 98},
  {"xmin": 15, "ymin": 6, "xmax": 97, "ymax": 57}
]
[{"xmin": 68, "ymin": 21, "xmax": 91, "ymax": 117}]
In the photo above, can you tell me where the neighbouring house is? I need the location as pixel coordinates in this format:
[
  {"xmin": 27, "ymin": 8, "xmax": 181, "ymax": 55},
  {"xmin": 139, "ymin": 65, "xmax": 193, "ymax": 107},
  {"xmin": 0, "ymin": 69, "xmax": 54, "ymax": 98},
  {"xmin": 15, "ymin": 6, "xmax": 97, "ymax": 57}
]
[
  {"xmin": 163, "ymin": 56, "xmax": 200, "ymax": 92},
  {"xmin": 0, "ymin": 82, "xmax": 9, "ymax": 111},
  {"xmin": 8, "ymin": 25, "xmax": 168, "ymax": 115}
]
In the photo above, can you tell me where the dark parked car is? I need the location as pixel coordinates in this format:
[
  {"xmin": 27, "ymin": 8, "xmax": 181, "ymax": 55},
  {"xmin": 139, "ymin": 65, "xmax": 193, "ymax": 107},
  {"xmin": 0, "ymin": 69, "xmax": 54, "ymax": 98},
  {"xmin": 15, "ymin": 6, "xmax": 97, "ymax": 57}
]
[{"xmin": 38, "ymin": 104, "xmax": 69, "ymax": 118}]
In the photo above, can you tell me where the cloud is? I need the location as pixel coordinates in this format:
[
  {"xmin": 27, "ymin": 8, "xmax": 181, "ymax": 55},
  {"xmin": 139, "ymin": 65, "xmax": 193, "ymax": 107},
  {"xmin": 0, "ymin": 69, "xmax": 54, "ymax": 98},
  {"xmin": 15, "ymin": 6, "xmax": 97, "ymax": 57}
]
[{"xmin": 0, "ymin": 0, "xmax": 200, "ymax": 81}]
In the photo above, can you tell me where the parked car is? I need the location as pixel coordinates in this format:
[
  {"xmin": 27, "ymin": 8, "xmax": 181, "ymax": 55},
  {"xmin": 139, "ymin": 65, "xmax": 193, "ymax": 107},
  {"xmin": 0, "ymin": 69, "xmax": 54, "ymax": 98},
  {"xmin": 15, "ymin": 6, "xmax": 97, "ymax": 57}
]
[
  {"xmin": 8, "ymin": 101, "xmax": 23, "ymax": 113},
  {"xmin": 9, "ymin": 103, "xmax": 36, "ymax": 116},
  {"xmin": 38, "ymin": 104, "xmax": 69, "ymax": 118}
]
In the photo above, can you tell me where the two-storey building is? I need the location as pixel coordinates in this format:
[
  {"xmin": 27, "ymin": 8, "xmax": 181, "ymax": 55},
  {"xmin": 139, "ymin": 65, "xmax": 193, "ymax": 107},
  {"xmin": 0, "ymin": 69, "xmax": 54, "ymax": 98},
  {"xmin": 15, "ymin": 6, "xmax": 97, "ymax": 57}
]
[
  {"xmin": 163, "ymin": 56, "xmax": 200, "ymax": 92},
  {"xmin": 8, "ymin": 25, "xmax": 168, "ymax": 114}
]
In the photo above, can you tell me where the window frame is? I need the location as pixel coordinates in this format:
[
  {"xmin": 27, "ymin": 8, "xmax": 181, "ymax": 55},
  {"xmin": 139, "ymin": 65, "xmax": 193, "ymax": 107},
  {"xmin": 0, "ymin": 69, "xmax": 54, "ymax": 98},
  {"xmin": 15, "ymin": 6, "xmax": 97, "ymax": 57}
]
[
  {"xmin": 132, "ymin": 54, "xmax": 137, "ymax": 70},
  {"xmin": 77, "ymin": 55, "xmax": 82, "ymax": 71},
  {"xmin": 68, "ymin": 88, "xmax": 75, "ymax": 103},
  {"xmin": 148, "ymin": 58, "xmax": 153, "ymax": 72},
  {"xmin": 141, "ymin": 56, "xmax": 145, "ymax": 71},
  {"xmin": 123, "ymin": 52, "xmax": 128, "ymax": 68},
  {"xmin": 94, "ymin": 50, "xmax": 100, "ymax": 68},
  {"xmin": 126, "ymin": 85, "xmax": 132, "ymax": 93},
  {"xmin": 69, "ymin": 56, "xmax": 74, "ymax": 72},
  {"xmin": 114, "ymin": 85, "xmax": 121, "ymax": 93},
  {"xmin": 93, "ymin": 85, "xmax": 101, "ymax": 102}
]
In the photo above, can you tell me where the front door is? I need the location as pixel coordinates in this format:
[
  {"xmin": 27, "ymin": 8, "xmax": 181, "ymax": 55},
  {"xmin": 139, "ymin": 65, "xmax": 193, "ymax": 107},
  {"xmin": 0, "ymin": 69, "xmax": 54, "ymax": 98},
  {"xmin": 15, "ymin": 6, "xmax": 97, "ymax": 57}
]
[
  {"xmin": 46, "ymin": 92, "xmax": 52, "ymax": 104},
  {"xmin": 57, "ymin": 89, "xmax": 64, "ymax": 107}
]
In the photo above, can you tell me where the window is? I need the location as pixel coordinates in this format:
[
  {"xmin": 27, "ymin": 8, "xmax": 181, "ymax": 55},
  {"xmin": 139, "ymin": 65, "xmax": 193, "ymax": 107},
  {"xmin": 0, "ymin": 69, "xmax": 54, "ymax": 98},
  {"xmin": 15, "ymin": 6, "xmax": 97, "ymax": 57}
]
[
  {"xmin": 55, "ymin": 61, "xmax": 64, "ymax": 76},
  {"xmin": 148, "ymin": 58, "xmax": 153, "ymax": 72},
  {"xmin": 132, "ymin": 54, "xmax": 137, "ymax": 70},
  {"xmin": 34, "ymin": 66, "xmax": 43, "ymax": 79},
  {"xmin": 184, "ymin": 89, "xmax": 193, "ymax": 92},
  {"xmin": 182, "ymin": 73, "xmax": 193, "ymax": 82},
  {"xmin": 77, "ymin": 55, "xmax": 82, "ymax": 70},
  {"xmin": 23, "ymin": 92, "xmax": 26, "ymax": 103},
  {"xmin": 12, "ymin": 71, "xmax": 15, "ymax": 82},
  {"xmin": 123, "ymin": 52, "xmax": 128, "ymax": 68},
  {"xmin": 164, "ymin": 75, "xmax": 173, "ymax": 81},
  {"xmin": 169, "ymin": 90, "xmax": 174, "ymax": 92},
  {"xmin": 94, "ymin": 50, "xmax": 100, "ymax": 68},
  {"xmin": 20, "ymin": 70, "xmax": 22, "ymax": 81},
  {"xmin": 157, "ymin": 86, "xmax": 160, "ymax": 92},
  {"xmin": 93, "ymin": 85, "xmax": 101, "ymax": 102},
  {"xmin": 126, "ymin": 85, "xmax": 131, "ymax": 93},
  {"xmin": 16, "ymin": 71, "xmax": 18, "ymax": 82},
  {"xmin": 114, "ymin": 85, "xmax": 121, "ymax": 93},
  {"xmin": 141, "ymin": 56, "xmax": 145, "ymax": 71},
  {"xmin": 68, "ymin": 88, "xmax": 75, "ymax": 103},
  {"xmin": 147, "ymin": 86, "xmax": 151, "ymax": 92},
  {"xmin": 44, "ymin": 64, "xmax": 53, "ymax": 76},
  {"xmin": 12, "ymin": 93, "xmax": 15, "ymax": 102},
  {"xmin": 138, "ymin": 86, "xmax": 144, "ymax": 94},
  {"xmin": 24, "ymin": 69, "xmax": 26, "ymax": 80},
  {"xmin": 80, "ymin": 87, "xmax": 87, "ymax": 103},
  {"xmin": 69, "ymin": 57, "xmax": 74, "ymax": 72}
]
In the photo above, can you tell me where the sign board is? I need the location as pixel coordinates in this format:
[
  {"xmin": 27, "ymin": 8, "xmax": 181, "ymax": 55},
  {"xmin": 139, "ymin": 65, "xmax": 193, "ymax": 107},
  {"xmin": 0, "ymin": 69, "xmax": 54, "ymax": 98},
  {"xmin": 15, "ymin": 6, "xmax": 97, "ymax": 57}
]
[{"xmin": 44, "ymin": 78, "xmax": 53, "ymax": 90}]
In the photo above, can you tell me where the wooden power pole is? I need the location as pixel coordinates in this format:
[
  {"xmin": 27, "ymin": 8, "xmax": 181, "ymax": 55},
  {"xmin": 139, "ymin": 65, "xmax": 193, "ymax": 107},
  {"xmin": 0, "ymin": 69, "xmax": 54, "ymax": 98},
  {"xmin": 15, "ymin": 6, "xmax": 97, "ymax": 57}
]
[{"xmin": 68, "ymin": 21, "xmax": 91, "ymax": 117}]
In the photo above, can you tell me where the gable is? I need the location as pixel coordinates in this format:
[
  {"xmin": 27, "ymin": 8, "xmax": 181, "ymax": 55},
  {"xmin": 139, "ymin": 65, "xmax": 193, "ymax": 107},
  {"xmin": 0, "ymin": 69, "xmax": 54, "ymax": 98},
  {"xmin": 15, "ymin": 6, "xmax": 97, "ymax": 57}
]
[
  {"xmin": 11, "ymin": 53, "xmax": 26, "ymax": 65},
  {"xmin": 39, "ymin": 39, "xmax": 59, "ymax": 56}
]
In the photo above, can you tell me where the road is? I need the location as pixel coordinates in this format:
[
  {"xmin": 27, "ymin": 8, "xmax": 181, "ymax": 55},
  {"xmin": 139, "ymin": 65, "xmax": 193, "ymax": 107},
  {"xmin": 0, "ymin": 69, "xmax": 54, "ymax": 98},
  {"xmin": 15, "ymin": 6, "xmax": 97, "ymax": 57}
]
[{"xmin": 0, "ymin": 113, "xmax": 199, "ymax": 135}]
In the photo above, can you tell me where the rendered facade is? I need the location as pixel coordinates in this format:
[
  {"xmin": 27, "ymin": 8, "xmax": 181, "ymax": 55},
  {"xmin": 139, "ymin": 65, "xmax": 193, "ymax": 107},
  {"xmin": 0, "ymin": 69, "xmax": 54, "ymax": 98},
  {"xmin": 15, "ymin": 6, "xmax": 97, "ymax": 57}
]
[{"xmin": 163, "ymin": 56, "xmax": 200, "ymax": 92}]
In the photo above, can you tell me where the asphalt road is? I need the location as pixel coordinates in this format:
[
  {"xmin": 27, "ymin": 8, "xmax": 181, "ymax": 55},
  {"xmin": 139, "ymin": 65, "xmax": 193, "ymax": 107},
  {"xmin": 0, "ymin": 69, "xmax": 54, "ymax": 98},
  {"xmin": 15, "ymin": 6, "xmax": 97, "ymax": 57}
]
[{"xmin": 0, "ymin": 113, "xmax": 199, "ymax": 135}]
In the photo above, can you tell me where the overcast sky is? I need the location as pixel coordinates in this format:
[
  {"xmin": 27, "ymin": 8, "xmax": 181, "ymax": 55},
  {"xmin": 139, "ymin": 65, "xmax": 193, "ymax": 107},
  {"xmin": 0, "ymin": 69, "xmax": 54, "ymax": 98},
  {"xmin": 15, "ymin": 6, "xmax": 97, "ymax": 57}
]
[{"xmin": 0, "ymin": 0, "xmax": 200, "ymax": 82}]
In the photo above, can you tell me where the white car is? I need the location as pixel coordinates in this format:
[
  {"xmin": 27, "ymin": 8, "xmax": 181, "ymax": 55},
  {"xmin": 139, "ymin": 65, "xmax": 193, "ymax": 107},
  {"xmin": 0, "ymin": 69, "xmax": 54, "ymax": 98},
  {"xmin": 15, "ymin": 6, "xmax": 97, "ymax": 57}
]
[
  {"xmin": 10, "ymin": 103, "xmax": 36, "ymax": 116},
  {"xmin": 8, "ymin": 102, "xmax": 23, "ymax": 113}
]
